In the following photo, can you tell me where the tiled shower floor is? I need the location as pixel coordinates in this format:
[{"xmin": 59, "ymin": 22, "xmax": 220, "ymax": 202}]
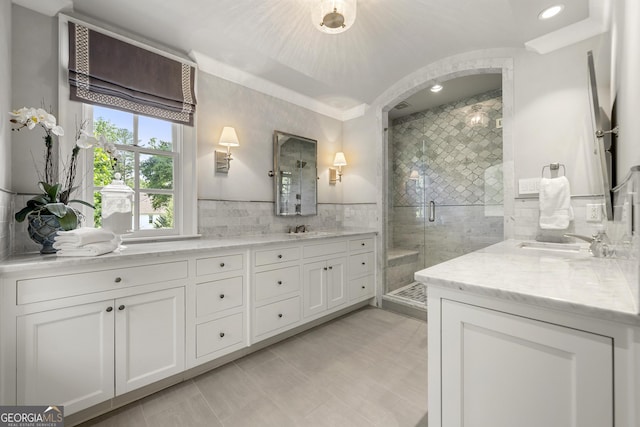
[{"xmin": 385, "ymin": 282, "xmax": 427, "ymax": 309}]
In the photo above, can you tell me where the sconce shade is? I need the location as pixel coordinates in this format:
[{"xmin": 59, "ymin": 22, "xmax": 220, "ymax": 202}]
[
  {"xmin": 466, "ymin": 105, "xmax": 489, "ymax": 128},
  {"xmin": 219, "ymin": 126, "xmax": 240, "ymax": 147},
  {"xmin": 409, "ymin": 170, "xmax": 420, "ymax": 180},
  {"xmin": 333, "ymin": 152, "xmax": 347, "ymax": 167}
]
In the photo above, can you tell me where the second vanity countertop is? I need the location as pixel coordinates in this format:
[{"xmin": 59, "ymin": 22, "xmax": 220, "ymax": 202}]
[
  {"xmin": 0, "ymin": 228, "xmax": 377, "ymax": 275},
  {"xmin": 415, "ymin": 239, "xmax": 640, "ymax": 325}
]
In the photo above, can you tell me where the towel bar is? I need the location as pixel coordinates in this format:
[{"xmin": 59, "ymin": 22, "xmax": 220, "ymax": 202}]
[{"xmin": 541, "ymin": 163, "xmax": 566, "ymax": 178}]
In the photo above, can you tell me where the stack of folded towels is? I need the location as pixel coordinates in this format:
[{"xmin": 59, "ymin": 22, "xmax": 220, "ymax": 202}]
[{"xmin": 53, "ymin": 227, "xmax": 119, "ymax": 257}]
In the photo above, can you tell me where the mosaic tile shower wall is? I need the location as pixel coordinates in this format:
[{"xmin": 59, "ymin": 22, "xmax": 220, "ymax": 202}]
[
  {"xmin": 0, "ymin": 190, "xmax": 12, "ymax": 260},
  {"xmin": 389, "ymin": 89, "xmax": 504, "ymax": 274},
  {"xmin": 392, "ymin": 89, "xmax": 504, "ymax": 207}
]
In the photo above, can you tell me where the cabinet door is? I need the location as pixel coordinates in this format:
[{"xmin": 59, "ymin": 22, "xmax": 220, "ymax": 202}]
[
  {"xmin": 115, "ymin": 287, "xmax": 185, "ymax": 395},
  {"xmin": 17, "ymin": 301, "xmax": 115, "ymax": 414},
  {"xmin": 303, "ymin": 260, "xmax": 327, "ymax": 317},
  {"xmin": 441, "ymin": 300, "xmax": 613, "ymax": 427},
  {"xmin": 326, "ymin": 257, "xmax": 347, "ymax": 309}
]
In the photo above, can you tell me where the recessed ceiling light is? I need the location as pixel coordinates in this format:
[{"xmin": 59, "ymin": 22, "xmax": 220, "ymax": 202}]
[
  {"xmin": 430, "ymin": 84, "xmax": 443, "ymax": 93},
  {"xmin": 538, "ymin": 4, "xmax": 564, "ymax": 20}
]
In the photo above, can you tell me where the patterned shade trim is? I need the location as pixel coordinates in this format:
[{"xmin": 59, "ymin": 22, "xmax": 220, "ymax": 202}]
[{"xmin": 68, "ymin": 22, "xmax": 196, "ymax": 126}]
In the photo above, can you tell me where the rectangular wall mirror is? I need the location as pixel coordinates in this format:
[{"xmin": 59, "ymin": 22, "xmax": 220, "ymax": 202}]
[{"xmin": 273, "ymin": 130, "xmax": 318, "ymax": 216}]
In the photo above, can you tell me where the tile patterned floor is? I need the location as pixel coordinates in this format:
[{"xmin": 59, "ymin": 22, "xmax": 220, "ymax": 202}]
[
  {"xmin": 79, "ymin": 308, "xmax": 428, "ymax": 427},
  {"xmin": 388, "ymin": 282, "xmax": 427, "ymax": 307}
]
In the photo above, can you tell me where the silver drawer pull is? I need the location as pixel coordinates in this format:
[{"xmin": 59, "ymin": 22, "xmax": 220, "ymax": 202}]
[
  {"xmin": 361, "ymin": 242, "xmax": 365, "ymax": 246},
  {"xmin": 278, "ymin": 254, "xmax": 283, "ymax": 259},
  {"xmin": 361, "ymin": 262, "xmax": 366, "ymax": 265},
  {"xmin": 118, "ymin": 305, "xmax": 125, "ymax": 311},
  {"xmin": 219, "ymin": 332, "xmax": 225, "ymax": 338},
  {"xmin": 361, "ymin": 285, "xmax": 366, "ymax": 289},
  {"xmin": 220, "ymin": 262, "xmax": 225, "ymax": 267},
  {"xmin": 114, "ymin": 277, "xmax": 122, "ymax": 283},
  {"xmin": 219, "ymin": 294, "xmax": 225, "ymax": 299},
  {"xmin": 106, "ymin": 306, "xmax": 113, "ymax": 312},
  {"xmin": 278, "ymin": 313, "xmax": 283, "ymax": 318},
  {"xmin": 277, "ymin": 280, "xmax": 283, "ymax": 285},
  {"xmin": 328, "ymin": 266, "xmax": 333, "ymax": 270}
]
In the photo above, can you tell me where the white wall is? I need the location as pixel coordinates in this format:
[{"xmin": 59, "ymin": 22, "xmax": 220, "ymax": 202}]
[
  {"xmin": 612, "ymin": 0, "xmax": 640, "ymax": 177},
  {"xmin": 11, "ymin": 5, "xmax": 58, "ymax": 195},
  {"xmin": 1, "ymin": 1, "xmax": 11, "ymax": 190},
  {"xmin": 342, "ymin": 107, "xmax": 378, "ymax": 203},
  {"xmin": 512, "ymin": 36, "xmax": 610, "ymax": 196},
  {"xmin": 196, "ymin": 72, "xmax": 344, "ymax": 204}
]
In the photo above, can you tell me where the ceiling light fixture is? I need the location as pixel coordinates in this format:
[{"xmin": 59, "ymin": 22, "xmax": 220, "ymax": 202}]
[
  {"xmin": 538, "ymin": 4, "xmax": 564, "ymax": 20},
  {"xmin": 466, "ymin": 105, "xmax": 489, "ymax": 128},
  {"xmin": 430, "ymin": 84, "xmax": 443, "ymax": 93},
  {"xmin": 312, "ymin": 0, "xmax": 357, "ymax": 35}
]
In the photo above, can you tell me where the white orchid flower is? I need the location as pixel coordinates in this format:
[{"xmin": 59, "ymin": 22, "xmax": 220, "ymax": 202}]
[
  {"xmin": 76, "ymin": 130, "xmax": 98, "ymax": 149},
  {"xmin": 9, "ymin": 107, "xmax": 29, "ymax": 123},
  {"xmin": 51, "ymin": 125, "xmax": 64, "ymax": 136}
]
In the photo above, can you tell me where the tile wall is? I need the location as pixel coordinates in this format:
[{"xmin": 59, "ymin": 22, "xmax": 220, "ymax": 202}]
[
  {"xmin": 389, "ymin": 89, "xmax": 504, "ymax": 271},
  {"xmin": 198, "ymin": 200, "xmax": 377, "ymax": 238},
  {"xmin": 0, "ymin": 190, "xmax": 13, "ymax": 260}
]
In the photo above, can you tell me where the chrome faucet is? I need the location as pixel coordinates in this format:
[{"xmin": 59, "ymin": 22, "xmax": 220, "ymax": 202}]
[
  {"xmin": 289, "ymin": 225, "xmax": 308, "ymax": 234},
  {"xmin": 564, "ymin": 230, "xmax": 612, "ymax": 257}
]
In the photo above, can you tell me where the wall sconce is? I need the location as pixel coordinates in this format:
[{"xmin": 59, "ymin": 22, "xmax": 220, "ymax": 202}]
[
  {"xmin": 215, "ymin": 126, "xmax": 240, "ymax": 174},
  {"xmin": 329, "ymin": 151, "xmax": 347, "ymax": 184}
]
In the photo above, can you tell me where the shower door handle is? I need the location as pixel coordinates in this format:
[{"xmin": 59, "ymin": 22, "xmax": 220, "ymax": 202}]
[{"xmin": 428, "ymin": 201, "xmax": 435, "ymax": 222}]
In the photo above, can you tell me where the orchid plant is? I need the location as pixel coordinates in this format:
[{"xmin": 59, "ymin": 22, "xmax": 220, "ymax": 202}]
[{"xmin": 9, "ymin": 106, "xmax": 119, "ymax": 230}]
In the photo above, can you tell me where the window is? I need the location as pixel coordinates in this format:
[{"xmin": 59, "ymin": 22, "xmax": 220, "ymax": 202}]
[{"xmin": 89, "ymin": 105, "xmax": 180, "ymax": 237}]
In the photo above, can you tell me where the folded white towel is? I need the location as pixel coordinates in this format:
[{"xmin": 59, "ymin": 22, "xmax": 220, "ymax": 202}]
[
  {"xmin": 54, "ymin": 227, "xmax": 116, "ymax": 248},
  {"xmin": 56, "ymin": 238, "xmax": 119, "ymax": 257},
  {"xmin": 539, "ymin": 176, "xmax": 574, "ymax": 230}
]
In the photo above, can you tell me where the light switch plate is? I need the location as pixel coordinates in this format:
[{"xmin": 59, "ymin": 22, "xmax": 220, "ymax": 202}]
[{"xmin": 518, "ymin": 178, "xmax": 540, "ymax": 195}]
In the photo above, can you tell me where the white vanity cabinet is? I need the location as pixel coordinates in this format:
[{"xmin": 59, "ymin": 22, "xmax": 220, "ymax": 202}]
[
  {"xmin": 9, "ymin": 260, "xmax": 187, "ymax": 415},
  {"xmin": 252, "ymin": 245, "xmax": 302, "ymax": 341},
  {"xmin": 347, "ymin": 237, "xmax": 375, "ymax": 301},
  {"xmin": 188, "ymin": 251, "xmax": 247, "ymax": 367},
  {"xmin": 439, "ymin": 299, "xmax": 613, "ymax": 427},
  {"xmin": 302, "ymin": 240, "xmax": 348, "ymax": 318},
  {"xmin": 427, "ymin": 287, "xmax": 626, "ymax": 427}
]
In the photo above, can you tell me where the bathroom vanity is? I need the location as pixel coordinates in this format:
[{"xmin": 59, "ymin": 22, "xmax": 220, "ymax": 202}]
[
  {"xmin": 416, "ymin": 239, "xmax": 640, "ymax": 427},
  {"xmin": 0, "ymin": 230, "xmax": 376, "ymax": 422}
]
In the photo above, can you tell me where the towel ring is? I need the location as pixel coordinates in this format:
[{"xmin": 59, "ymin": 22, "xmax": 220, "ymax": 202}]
[{"xmin": 541, "ymin": 163, "xmax": 566, "ymax": 178}]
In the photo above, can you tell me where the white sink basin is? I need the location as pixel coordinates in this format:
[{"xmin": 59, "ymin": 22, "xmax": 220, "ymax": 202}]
[
  {"xmin": 517, "ymin": 241, "xmax": 583, "ymax": 253},
  {"xmin": 286, "ymin": 231, "xmax": 333, "ymax": 238}
]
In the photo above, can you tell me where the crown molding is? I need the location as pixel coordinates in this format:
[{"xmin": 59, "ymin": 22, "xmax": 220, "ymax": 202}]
[
  {"xmin": 12, "ymin": 0, "xmax": 72, "ymax": 16},
  {"xmin": 189, "ymin": 50, "xmax": 366, "ymax": 122}
]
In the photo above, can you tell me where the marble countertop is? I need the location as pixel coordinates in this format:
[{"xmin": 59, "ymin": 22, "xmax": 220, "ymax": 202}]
[
  {"xmin": 0, "ymin": 228, "xmax": 377, "ymax": 275},
  {"xmin": 415, "ymin": 239, "xmax": 640, "ymax": 325}
]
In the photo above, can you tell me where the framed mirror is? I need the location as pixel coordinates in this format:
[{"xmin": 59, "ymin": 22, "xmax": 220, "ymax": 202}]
[
  {"xmin": 273, "ymin": 130, "xmax": 318, "ymax": 216},
  {"xmin": 587, "ymin": 50, "xmax": 615, "ymax": 220}
]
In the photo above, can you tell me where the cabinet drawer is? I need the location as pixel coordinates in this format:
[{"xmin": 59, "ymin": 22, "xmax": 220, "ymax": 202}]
[
  {"xmin": 196, "ymin": 276, "xmax": 244, "ymax": 318},
  {"xmin": 303, "ymin": 240, "xmax": 347, "ymax": 259},
  {"xmin": 196, "ymin": 312, "xmax": 244, "ymax": 358},
  {"xmin": 349, "ymin": 252, "xmax": 374, "ymax": 278},
  {"xmin": 350, "ymin": 275, "xmax": 374, "ymax": 300},
  {"xmin": 255, "ymin": 246, "xmax": 300, "ymax": 266},
  {"xmin": 254, "ymin": 296, "xmax": 300, "ymax": 337},
  {"xmin": 17, "ymin": 261, "xmax": 188, "ymax": 305},
  {"xmin": 196, "ymin": 254, "xmax": 244, "ymax": 276},
  {"xmin": 349, "ymin": 237, "xmax": 374, "ymax": 252},
  {"xmin": 255, "ymin": 266, "xmax": 300, "ymax": 302}
]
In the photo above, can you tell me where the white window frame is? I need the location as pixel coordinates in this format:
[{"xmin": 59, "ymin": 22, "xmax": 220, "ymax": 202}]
[
  {"xmin": 85, "ymin": 104, "xmax": 182, "ymax": 238},
  {"xmin": 57, "ymin": 14, "xmax": 198, "ymax": 240}
]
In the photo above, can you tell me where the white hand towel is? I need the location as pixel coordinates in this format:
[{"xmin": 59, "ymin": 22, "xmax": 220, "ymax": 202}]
[
  {"xmin": 539, "ymin": 176, "xmax": 574, "ymax": 230},
  {"xmin": 54, "ymin": 227, "xmax": 116, "ymax": 248},
  {"xmin": 56, "ymin": 238, "xmax": 119, "ymax": 257}
]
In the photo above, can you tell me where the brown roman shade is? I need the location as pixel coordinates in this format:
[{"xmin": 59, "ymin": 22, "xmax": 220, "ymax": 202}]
[{"xmin": 68, "ymin": 22, "xmax": 196, "ymax": 126}]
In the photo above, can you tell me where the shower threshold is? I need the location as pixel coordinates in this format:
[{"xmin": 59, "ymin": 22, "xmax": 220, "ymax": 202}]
[{"xmin": 382, "ymin": 282, "xmax": 427, "ymax": 320}]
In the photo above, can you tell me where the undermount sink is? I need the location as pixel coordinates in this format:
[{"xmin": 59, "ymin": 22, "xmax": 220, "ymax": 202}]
[
  {"xmin": 287, "ymin": 231, "xmax": 333, "ymax": 238},
  {"xmin": 517, "ymin": 241, "xmax": 583, "ymax": 253}
]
